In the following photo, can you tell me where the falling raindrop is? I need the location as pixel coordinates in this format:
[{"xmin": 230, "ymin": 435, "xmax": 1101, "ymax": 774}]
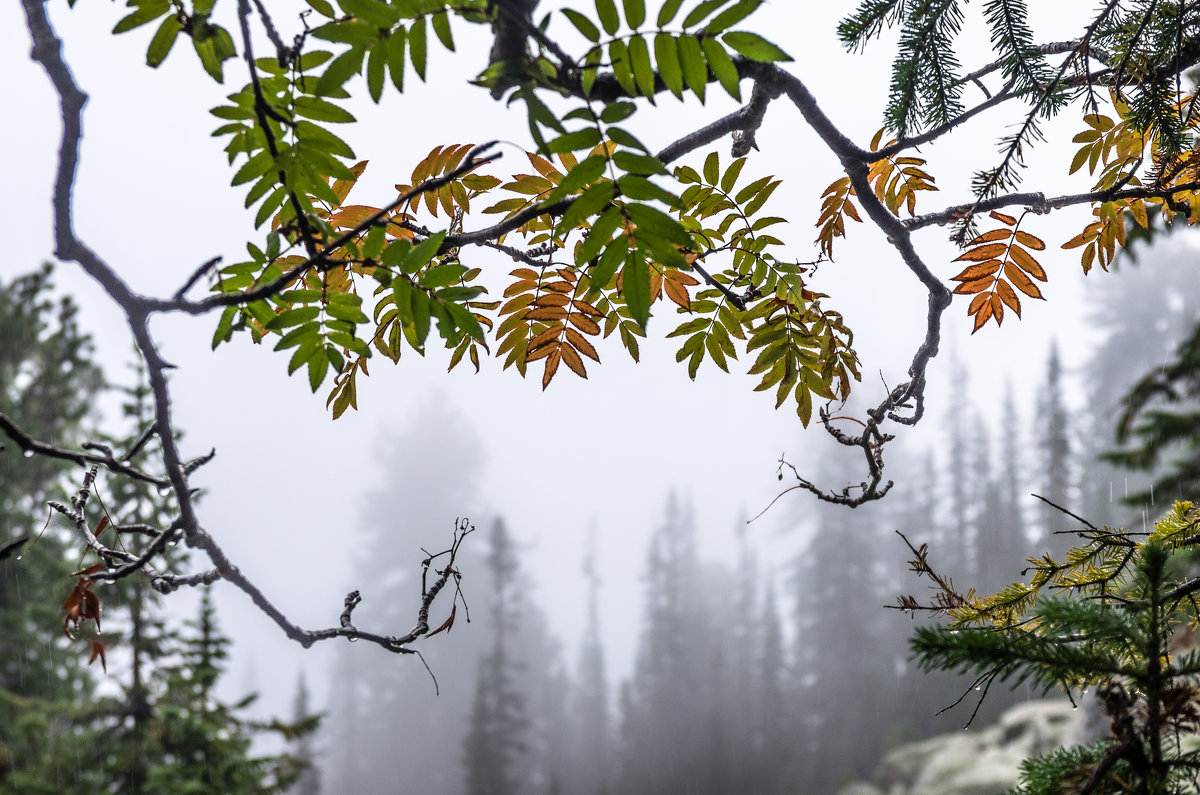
[
  {"xmin": 1110, "ymin": 481, "xmax": 1113, "ymax": 504},
  {"xmin": 1150, "ymin": 484, "xmax": 1155, "ymax": 505}
]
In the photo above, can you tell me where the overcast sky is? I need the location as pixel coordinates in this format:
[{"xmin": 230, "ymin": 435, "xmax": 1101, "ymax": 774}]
[{"xmin": 3, "ymin": 0, "xmax": 1127, "ymax": 716}]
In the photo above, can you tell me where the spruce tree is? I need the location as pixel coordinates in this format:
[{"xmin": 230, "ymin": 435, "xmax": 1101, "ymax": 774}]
[{"xmin": 565, "ymin": 533, "xmax": 611, "ymax": 795}]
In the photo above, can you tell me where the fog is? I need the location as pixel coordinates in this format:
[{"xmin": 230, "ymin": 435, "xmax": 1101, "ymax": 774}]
[{"xmin": 4, "ymin": 0, "xmax": 1190, "ymax": 791}]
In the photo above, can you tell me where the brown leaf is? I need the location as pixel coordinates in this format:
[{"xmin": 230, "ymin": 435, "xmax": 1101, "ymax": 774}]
[
  {"xmin": 560, "ymin": 344, "xmax": 588, "ymax": 378},
  {"xmin": 967, "ymin": 292, "xmax": 990, "ymax": 315},
  {"xmin": 989, "ymin": 210, "xmax": 1017, "ymax": 226},
  {"xmin": 526, "ymin": 306, "xmax": 569, "ymax": 321},
  {"xmin": 541, "ymin": 349, "xmax": 561, "ymax": 389},
  {"xmin": 567, "ymin": 313, "xmax": 602, "ymax": 335},
  {"xmin": 426, "ymin": 605, "xmax": 456, "ymax": 638},
  {"xmin": 88, "ymin": 640, "xmax": 107, "ymax": 673},
  {"xmin": 565, "ymin": 328, "xmax": 600, "ymax": 361},
  {"xmin": 989, "ymin": 293, "xmax": 1004, "ymax": 325}
]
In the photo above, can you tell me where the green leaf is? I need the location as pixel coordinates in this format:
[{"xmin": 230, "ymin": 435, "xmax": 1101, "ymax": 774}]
[
  {"xmin": 146, "ymin": 16, "xmax": 181, "ymax": 67},
  {"xmin": 609, "ymin": 40, "xmax": 636, "ymax": 96},
  {"xmin": 545, "ymin": 127, "xmax": 603, "ymax": 154},
  {"xmin": 113, "ymin": 0, "xmax": 169, "ymax": 34},
  {"xmin": 654, "ymin": 34, "xmax": 683, "ymax": 99},
  {"xmin": 443, "ymin": 300, "xmax": 485, "ymax": 342},
  {"xmin": 592, "ymin": 237, "xmax": 628, "ymax": 287},
  {"xmin": 401, "ymin": 232, "xmax": 446, "ymax": 275},
  {"xmin": 703, "ymin": 151, "xmax": 720, "ymax": 184},
  {"xmin": 657, "ymin": 0, "xmax": 685, "ymax": 26},
  {"xmin": 705, "ymin": 0, "xmax": 760, "ymax": 32},
  {"xmin": 682, "ymin": 0, "xmax": 729, "ymax": 28},
  {"xmin": 313, "ymin": 20, "xmax": 378, "ymax": 47},
  {"xmin": 599, "ymin": 100, "xmax": 637, "ymax": 123},
  {"xmin": 626, "ymin": 203, "xmax": 692, "ymax": 247},
  {"xmin": 722, "ymin": 31, "xmax": 791, "ymax": 62},
  {"xmin": 366, "ymin": 41, "xmax": 387, "ymax": 102},
  {"xmin": 628, "ymin": 35, "xmax": 655, "ymax": 97},
  {"xmin": 266, "ymin": 306, "xmax": 321, "ymax": 330},
  {"xmin": 563, "ymin": 9, "xmax": 600, "ymax": 42},
  {"xmin": 576, "ymin": 205, "xmax": 624, "ymax": 264},
  {"xmin": 677, "ymin": 35, "xmax": 707, "ymax": 101},
  {"xmin": 614, "ymin": 150, "xmax": 668, "ymax": 175},
  {"xmin": 421, "ymin": 263, "xmax": 469, "ymax": 289},
  {"xmin": 212, "ymin": 305, "xmax": 238, "ymax": 348},
  {"xmin": 701, "ymin": 36, "xmax": 740, "ymax": 99},
  {"xmin": 617, "ymin": 175, "xmax": 681, "ymax": 208},
  {"xmin": 555, "ymin": 154, "xmax": 608, "ymax": 196},
  {"xmin": 192, "ymin": 24, "xmax": 237, "ymax": 83},
  {"xmin": 326, "ymin": 303, "xmax": 370, "ymax": 324},
  {"xmin": 305, "ymin": 0, "xmax": 336, "ymax": 17},
  {"xmin": 721, "ymin": 157, "xmax": 746, "ymax": 192},
  {"xmin": 622, "ymin": 256, "xmax": 651, "ymax": 327},
  {"xmin": 307, "ymin": 346, "xmax": 331, "ymax": 392},
  {"xmin": 386, "ymin": 28, "xmax": 407, "ymax": 91},
  {"xmin": 559, "ymin": 182, "xmax": 616, "ymax": 230},
  {"xmin": 408, "ymin": 16, "xmax": 427, "ymax": 81},
  {"xmin": 596, "ymin": 0, "xmax": 620, "ymax": 35},
  {"xmin": 315, "ymin": 48, "xmax": 365, "ymax": 96},
  {"xmin": 294, "ymin": 95, "xmax": 357, "ymax": 123},
  {"xmin": 623, "ymin": 0, "xmax": 646, "ymax": 29},
  {"xmin": 340, "ymin": 0, "xmax": 401, "ymax": 27},
  {"xmin": 432, "ymin": 11, "xmax": 455, "ymax": 50}
]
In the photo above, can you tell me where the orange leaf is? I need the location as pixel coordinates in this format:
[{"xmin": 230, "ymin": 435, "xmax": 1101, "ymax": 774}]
[
  {"xmin": 951, "ymin": 261, "xmax": 1002, "ymax": 281},
  {"xmin": 989, "ymin": 293, "xmax": 1004, "ymax": 325},
  {"xmin": 1009, "ymin": 246, "xmax": 1047, "ymax": 280},
  {"xmin": 570, "ymin": 298, "xmax": 603, "ymax": 317},
  {"xmin": 328, "ymin": 205, "xmax": 383, "ymax": 229},
  {"xmin": 952, "ymin": 278, "xmax": 993, "ymax": 294},
  {"xmin": 989, "ymin": 210, "xmax": 1017, "ymax": 225},
  {"xmin": 1013, "ymin": 230, "xmax": 1045, "ymax": 250},
  {"xmin": 533, "ymin": 293, "xmax": 570, "ymax": 307},
  {"xmin": 968, "ymin": 292, "xmax": 990, "ymax": 315},
  {"xmin": 968, "ymin": 228, "xmax": 1013, "ymax": 244},
  {"xmin": 996, "ymin": 279, "xmax": 1022, "ymax": 317},
  {"xmin": 954, "ymin": 243, "xmax": 1008, "ymax": 262},
  {"xmin": 1004, "ymin": 263, "xmax": 1044, "ymax": 299},
  {"xmin": 971, "ymin": 299, "xmax": 994, "ymax": 333}
]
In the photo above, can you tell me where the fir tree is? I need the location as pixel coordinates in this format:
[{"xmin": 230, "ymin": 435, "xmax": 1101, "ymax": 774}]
[
  {"xmin": 0, "ymin": 266, "xmax": 104, "ymax": 790},
  {"xmin": 1035, "ymin": 342, "xmax": 1072, "ymax": 556},
  {"xmin": 288, "ymin": 673, "xmax": 321, "ymax": 795},
  {"xmin": 565, "ymin": 532, "xmax": 611, "ymax": 795},
  {"xmin": 463, "ymin": 518, "xmax": 529, "ymax": 795}
]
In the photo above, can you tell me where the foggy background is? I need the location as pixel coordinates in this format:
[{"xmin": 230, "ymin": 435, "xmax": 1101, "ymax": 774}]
[{"xmin": 4, "ymin": 0, "xmax": 1194, "ymax": 791}]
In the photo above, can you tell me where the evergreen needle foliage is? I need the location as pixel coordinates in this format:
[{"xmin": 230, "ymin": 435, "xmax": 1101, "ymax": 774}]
[{"xmin": 909, "ymin": 503, "xmax": 1200, "ymax": 793}]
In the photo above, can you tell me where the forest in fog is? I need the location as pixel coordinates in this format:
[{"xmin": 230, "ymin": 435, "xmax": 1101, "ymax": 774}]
[
  {"xmin": 2, "ymin": 238, "xmax": 1199, "ymax": 794},
  {"xmin": 313, "ymin": 241, "xmax": 1200, "ymax": 794}
]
